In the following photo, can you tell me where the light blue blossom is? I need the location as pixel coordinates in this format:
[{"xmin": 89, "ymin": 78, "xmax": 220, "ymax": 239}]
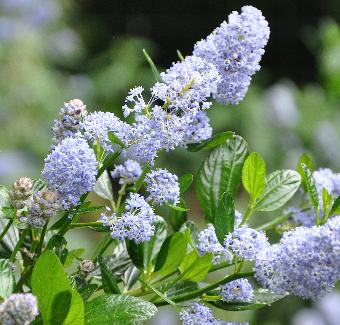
[
  {"xmin": 0, "ymin": 293, "xmax": 38, "ymax": 325},
  {"xmin": 179, "ymin": 303, "xmax": 216, "ymax": 324},
  {"xmin": 193, "ymin": 6, "xmax": 270, "ymax": 105},
  {"xmin": 51, "ymin": 99, "xmax": 87, "ymax": 145},
  {"xmin": 145, "ymin": 169, "xmax": 180, "ymax": 205},
  {"xmin": 151, "ymin": 55, "xmax": 220, "ymax": 113},
  {"xmin": 81, "ymin": 111, "xmax": 132, "ymax": 153},
  {"xmin": 182, "ymin": 111, "xmax": 212, "ymax": 145},
  {"xmin": 313, "ymin": 168, "xmax": 340, "ymax": 197},
  {"xmin": 99, "ymin": 193, "xmax": 157, "ymax": 243},
  {"xmin": 123, "ymin": 86, "xmax": 148, "ymax": 117},
  {"xmin": 111, "ymin": 160, "xmax": 142, "ymax": 185},
  {"xmin": 287, "ymin": 207, "xmax": 315, "ymax": 227},
  {"xmin": 220, "ymin": 279, "xmax": 253, "ymax": 302},
  {"xmin": 196, "ymin": 224, "xmax": 232, "ymax": 264},
  {"xmin": 224, "ymin": 227, "xmax": 269, "ymax": 261},
  {"xmin": 254, "ymin": 218, "xmax": 340, "ymax": 299},
  {"xmin": 42, "ymin": 137, "xmax": 97, "ymax": 209}
]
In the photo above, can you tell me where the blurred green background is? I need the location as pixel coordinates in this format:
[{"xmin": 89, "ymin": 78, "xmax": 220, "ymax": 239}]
[{"xmin": 0, "ymin": 0, "xmax": 339, "ymax": 324}]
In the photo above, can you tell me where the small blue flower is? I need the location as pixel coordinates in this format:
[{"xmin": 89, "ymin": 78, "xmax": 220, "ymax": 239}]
[
  {"xmin": 42, "ymin": 137, "xmax": 97, "ymax": 209},
  {"xmin": 180, "ymin": 303, "xmax": 216, "ymax": 324},
  {"xmin": 111, "ymin": 160, "xmax": 142, "ymax": 185},
  {"xmin": 220, "ymin": 279, "xmax": 253, "ymax": 302},
  {"xmin": 145, "ymin": 169, "xmax": 180, "ymax": 205}
]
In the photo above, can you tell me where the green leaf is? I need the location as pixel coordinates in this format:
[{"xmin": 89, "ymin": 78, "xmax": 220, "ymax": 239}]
[
  {"xmin": 242, "ymin": 152, "xmax": 266, "ymax": 200},
  {"xmin": 63, "ymin": 290, "xmax": 84, "ymax": 325},
  {"xmin": 32, "ymin": 179, "xmax": 46, "ymax": 193},
  {"xmin": 322, "ymin": 188, "xmax": 334, "ymax": 215},
  {"xmin": 167, "ymin": 204, "xmax": 189, "ymax": 212},
  {"xmin": 84, "ymin": 294, "xmax": 157, "ymax": 325},
  {"xmin": 209, "ymin": 289, "xmax": 287, "ymax": 311},
  {"xmin": 297, "ymin": 153, "xmax": 313, "ymax": 191},
  {"xmin": 143, "ymin": 49, "xmax": 161, "ymax": 82},
  {"xmin": 31, "ymin": 250, "xmax": 84, "ymax": 325},
  {"xmin": 93, "ymin": 170, "xmax": 114, "ymax": 201},
  {"xmin": 51, "ymin": 291, "xmax": 72, "ymax": 325},
  {"xmin": 214, "ymin": 192, "xmax": 234, "ymax": 245},
  {"xmin": 134, "ymin": 165, "xmax": 151, "ymax": 192},
  {"xmin": 0, "ymin": 218, "xmax": 18, "ymax": 252},
  {"xmin": 176, "ymin": 49, "xmax": 185, "ymax": 61},
  {"xmin": 179, "ymin": 221, "xmax": 199, "ymax": 247},
  {"xmin": 64, "ymin": 248, "xmax": 84, "ymax": 268},
  {"xmin": 301, "ymin": 164, "xmax": 319, "ymax": 217},
  {"xmin": 79, "ymin": 284, "xmax": 98, "ymax": 302},
  {"xmin": 0, "ymin": 259, "xmax": 14, "ymax": 299},
  {"xmin": 196, "ymin": 135, "xmax": 248, "ymax": 222},
  {"xmin": 99, "ymin": 256, "xmax": 121, "ymax": 294},
  {"xmin": 169, "ymin": 199, "xmax": 188, "ymax": 231},
  {"xmin": 179, "ymin": 174, "xmax": 194, "ymax": 194},
  {"xmin": 179, "ymin": 250, "xmax": 213, "ymax": 281},
  {"xmin": 154, "ymin": 232, "xmax": 187, "ymax": 276},
  {"xmin": 187, "ymin": 131, "xmax": 234, "ymax": 152},
  {"xmin": 164, "ymin": 281, "xmax": 198, "ymax": 298},
  {"xmin": 108, "ymin": 132, "xmax": 127, "ymax": 148},
  {"xmin": 329, "ymin": 196, "xmax": 340, "ymax": 216},
  {"xmin": 254, "ymin": 170, "xmax": 301, "ymax": 211}
]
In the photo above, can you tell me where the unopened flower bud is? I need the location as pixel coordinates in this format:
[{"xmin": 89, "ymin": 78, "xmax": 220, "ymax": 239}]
[
  {"xmin": 79, "ymin": 260, "xmax": 94, "ymax": 274},
  {"xmin": 11, "ymin": 177, "xmax": 33, "ymax": 209}
]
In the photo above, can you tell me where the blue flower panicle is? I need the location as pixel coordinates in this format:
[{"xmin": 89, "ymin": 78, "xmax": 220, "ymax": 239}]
[
  {"xmin": 193, "ymin": 6, "xmax": 270, "ymax": 105},
  {"xmin": 254, "ymin": 217, "xmax": 340, "ymax": 300},
  {"xmin": 42, "ymin": 137, "xmax": 97, "ymax": 209},
  {"xmin": 224, "ymin": 227, "xmax": 270, "ymax": 261},
  {"xmin": 220, "ymin": 279, "xmax": 253, "ymax": 302},
  {"xmin": 99, "ymin": 193, "xmax": 157, "ymax": 243},
  {"xmin": 0, "ymin": 293, "xmax": 39, "ymax": 325},
  {"xmin": 145, "ymin": 169, "xmax": 180, "ymax": 206}
]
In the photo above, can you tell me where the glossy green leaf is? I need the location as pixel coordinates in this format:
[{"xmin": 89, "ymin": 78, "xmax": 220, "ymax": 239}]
[
  {"xmin": 301, "ymin": 164, "xmax": 319, "ymax": 217},
  {"xmin": 79, "ymin": 284, "xmax": 98, "ymax": 302},
  {"xmin": 242, "ymin": 152, "xmax": 266, "ymax": 200},
  {"xmin": 329, "ymin": 196, "xmax": 340, "ymax": 216},
  {"xmin": 179, "ymin": 250, "xmax": 213, "ymax": 281},
  {"xmin": 196, "ymin": 135, "xmax": 248, "ymax": 222},
  {"xmin": 165, "ymin": 281, "xmax": 198, "ymax": 298},
  {"xmin": 51, "ymin": 291, "xmax": 72, "ymax": 325},
  {"xmin": 179, "ymin": 174, "xmax": 194, "ymax": 194},
  {"xmin": 169, "ymin": 199, "xmax": 188, "ymax": 231},
  {"xmin": 84, "ymin": 294, "xmax": 157, "ymax": 325},
  {"xmin": 154, "ymin": 232, "xmax": 187, "ymax": 276},
  {"xmin": 322, "ymin": 188, "xmax": 333, "ymax": 215},
  {"xmin": 254, "ymin": 170, "xmax": 301, "ymax": 211},
  {"xmin": 0, "ymin": 259, "xmax": 14, "ymax": 299},
  {"xmin": 31, "ymin": 250, "xmax": 84, "ymax": 325},
  {"xmin": 93, "ymin": 170, "xmax": 114, "ymax": 201},
  {"xmin": 297, "ymin": 153, "xmax": 313, "ymax": 191},
  {"xmin": 167, "ymin": 204, "xmax": 190, "ymax": 212},
  {"xmin": 214, "ymin": 192, "xmax": 234, "ymax": 245},
  {"xmin": 187, "ymin": 131, "xmax": 234, "ymax": 152}
]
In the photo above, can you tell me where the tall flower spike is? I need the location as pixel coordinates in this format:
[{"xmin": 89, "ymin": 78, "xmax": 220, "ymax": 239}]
[
  {"xmin": 145, "ymin": 169, "xmax": 180, "ymax": 206},
  {"xmin": 151, "ymin": 55, "xmax": 220, "ymax": 113},
  {"xmin": 99, "ymin": 193, "xmax": 157, "ymax": 243},
  {"xmin": 52, "ymin": 99, "xmax": 87, "ymax": 146},
  {"xmin": 193, "ymin": 5, "xmax": 270, "ymax": 105},
  {"xmin": 81, "ymin": 111, "xmax": 132, "ymax": 153},
  {"xmin": 111, "ymin": 160, "xmax": 142, "ymax": 185},
  {"xmin": 42, "ymin": 137, "xmax": 97, "ymax": 209},
  {"xmin": 220, "ymin": 279, "xmax": 253, "ymax": 302},
  {"xmin": 0, "ymin": 293, "xmax": 39, "ymax": 325}
]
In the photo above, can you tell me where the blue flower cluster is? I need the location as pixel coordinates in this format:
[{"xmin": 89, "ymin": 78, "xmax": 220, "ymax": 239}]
[
  {"xmin": 111, "ymin": 160, "xmax": 142, "ymax": 185},
  {"xmin": 145, "ymin": 169, "xmax": 180, "ymax": 206},
  {"xmin": 196, "ymin": 224, "xmax": 232, "ymax": 265},
  {"xmin": 42, "ymin": 137, "xmax": 97, "ymax": 209},
  {"xmin": 224, "ymin": 227, "xmax": 269, "ymax": 261},
  {"xmin": 220, "ymin": 279, "xmax": 254, "ymax": 302},
  {"xmin": 180, "ymin": 303, "xmax": 249, "ymax": 325},
  {"xmin": 81, "ymin": 111, "xmax": 132, "ymax": 153},
  {"xmin": 99, "ymin": 193, "xmax": 157, "ymax": 243},
  {"xmin": 0, "ymin": 293, "xmax": 38, "ymax": 325},
  {"xmin": 193, "ymin": 6, "xmax": 270, "ymax": 105},
  {"xmin": 51, "ymin": 99, "xmax": 87, "ymax": 146},
  {"xmin": 254, "ymin": 216, "xmax": 340, "ymax": 299}
]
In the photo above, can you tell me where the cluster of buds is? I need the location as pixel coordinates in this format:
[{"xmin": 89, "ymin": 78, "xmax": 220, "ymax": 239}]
[
  {"xmin": 79, "ymin": 259, "xmax": 95, "ymax": 275},
  {"xmin": 10, "ymin": 177, "xmax": 33, "ymax": 209},
  {"xmin": 52, "ymin": 99, "xmax": 87, "ymax": 145},
  {"xmin": 20, "ymin": 190, "xmax": 60, "ymax": 228}
]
